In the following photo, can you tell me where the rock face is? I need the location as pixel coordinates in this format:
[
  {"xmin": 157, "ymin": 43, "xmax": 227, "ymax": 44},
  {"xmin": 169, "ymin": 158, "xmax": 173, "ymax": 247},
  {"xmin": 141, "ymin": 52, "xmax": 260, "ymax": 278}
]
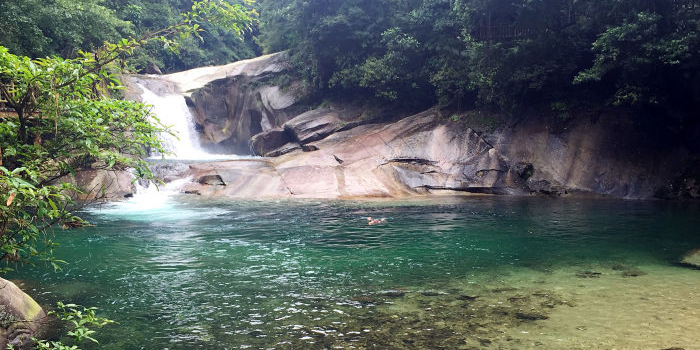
[
  {"xmin": 168, "ymin": 53, "xmax": 308, "ymax": 154},
  {"xmin": 64, "ymin": 169, "xmax": 135, "ymax": 201},
  {"xmin": 283, "ymin": 108, "xmax": 344, "ymax": 144},
  {"xmin": 484, "ymin": 113, "xmax": 695, "ymax": 198},
  {"xmin": 122, "ymin": 53, "xmax": 700, "ymax": 200},
  {"xmin": 176, "ymin": 105, "xmax": 700, "ymax": 199},
  {"xmin": 180, "ymin": 110, "xmax": 529, "ymax": 198},
  {"xmin": 0, "ymin": 278, "xmax": 47, "ymax": 349},
  {"xmin": 250, "ymin": 128, "xmax": 293, "ymax": 156}
]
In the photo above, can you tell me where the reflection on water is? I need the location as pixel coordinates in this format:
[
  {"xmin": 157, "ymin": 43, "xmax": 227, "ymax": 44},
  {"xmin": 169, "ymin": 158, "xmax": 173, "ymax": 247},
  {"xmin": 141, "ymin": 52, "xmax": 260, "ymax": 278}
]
[{"xmin": 7, "ymin": 196, "xmax": 700, "ymax": 349}]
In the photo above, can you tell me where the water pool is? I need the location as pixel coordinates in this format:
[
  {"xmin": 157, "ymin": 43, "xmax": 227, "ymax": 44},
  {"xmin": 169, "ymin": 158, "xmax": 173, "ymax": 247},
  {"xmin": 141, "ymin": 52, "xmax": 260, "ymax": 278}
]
[{"xmin": 8, "ymin": 195, "xmax": 700, "ymax": 349}]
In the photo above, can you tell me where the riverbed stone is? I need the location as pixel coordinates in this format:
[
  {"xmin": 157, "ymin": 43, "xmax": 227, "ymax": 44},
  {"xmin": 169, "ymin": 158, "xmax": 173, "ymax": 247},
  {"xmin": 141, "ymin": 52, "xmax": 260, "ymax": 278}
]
[
  {"xmin": 575, "ymin": 270, "xmax": 602, "ymax": 278},
  {"xmin": 0, "ymin": 278, "xmax": 48, "ymax": 349},
  {"xmin": 515, "ymin": 310, "xmax": 549, "ymax": 321},
  {"xmin": 679, "ymin": 249, "xmax": 700, "ymax": 269},
  {"xmin": 378, "ymin": 290, "xmax": 408, "ymax": 298}
]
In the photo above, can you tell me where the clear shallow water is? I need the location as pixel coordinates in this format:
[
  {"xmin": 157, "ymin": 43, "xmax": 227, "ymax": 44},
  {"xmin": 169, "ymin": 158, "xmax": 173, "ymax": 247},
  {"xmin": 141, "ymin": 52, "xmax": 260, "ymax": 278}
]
[{"xmin": 7, "ymin": 196, "xmax": 700, "ymax": 349}]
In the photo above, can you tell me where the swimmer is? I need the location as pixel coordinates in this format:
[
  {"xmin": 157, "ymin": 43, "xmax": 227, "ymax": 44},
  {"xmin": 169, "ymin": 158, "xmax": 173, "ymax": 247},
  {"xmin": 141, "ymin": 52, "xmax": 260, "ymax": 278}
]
[{"xmin": 367, "ymin": 217, "xmax": 387, "ymax": 225}]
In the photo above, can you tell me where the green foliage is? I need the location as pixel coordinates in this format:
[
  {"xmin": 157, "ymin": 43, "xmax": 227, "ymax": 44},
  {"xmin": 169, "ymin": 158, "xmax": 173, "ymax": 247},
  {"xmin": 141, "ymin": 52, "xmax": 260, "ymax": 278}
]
[
  {"xmin": 34, "ymin": 302, "xmax": 115, "ymax": 350},
  {"xmin": 574, "ymin": 6, "xmax": 700, "ymax": 108},
  {"xmin": 0, "ymin": 0, "xmax": 133, "ymax": 58},
  {"xmin": 258, "ymin": 0, "xmax": 700, "ymax": 116},
  {"xmin": 550, "ymin": 101, "xmax": 570, "ymax": 120},
  {"xmin": 0, "ymin": 0, "xmax": 260, "ymax": 73},
  {"xmin": 0, "ymin": 44, "xmax": 167, "ymax": 274}
]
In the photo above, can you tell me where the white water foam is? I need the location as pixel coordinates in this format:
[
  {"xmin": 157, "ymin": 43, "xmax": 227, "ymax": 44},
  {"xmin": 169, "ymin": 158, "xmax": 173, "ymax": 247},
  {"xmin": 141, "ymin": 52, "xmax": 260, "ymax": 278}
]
[{"xmin": 87, "ymin": 178, "xmax": 198, "ymax": 220}]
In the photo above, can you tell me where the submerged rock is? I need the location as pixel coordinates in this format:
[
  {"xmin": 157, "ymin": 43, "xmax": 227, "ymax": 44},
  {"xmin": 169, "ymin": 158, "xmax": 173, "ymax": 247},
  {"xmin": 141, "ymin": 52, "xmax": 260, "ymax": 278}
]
[
  {"xmin": 575, "ymin": 271, "xmax": 602, "ymax": 278},
  {"xmin": 679, "ymin": 249, "xmax": 700, "ymax": 269},
  {"xmin": 420, "ymin": 290, "xmax": 445, "ymax": 297},
  {"xmin": 621, "ymin": 269, "xmax": 647, "ymax": 277},
  {"xmin": 457, "ymin": 294, "xmax": 479, "ymax": 301},
  {"xmin": 378, "ymin": 290, "xmax": 408, "ymax": 298},
  {"xmin": 350, "ymin": 296, "xmax": 376, "ymax": 305},
  {"xmin": 0, "ymin": 278, "xmax": 48, "ymax": 349},
  {"xmin": 515, "ymin": 310, "xmax": 549, "ymax": 321}
]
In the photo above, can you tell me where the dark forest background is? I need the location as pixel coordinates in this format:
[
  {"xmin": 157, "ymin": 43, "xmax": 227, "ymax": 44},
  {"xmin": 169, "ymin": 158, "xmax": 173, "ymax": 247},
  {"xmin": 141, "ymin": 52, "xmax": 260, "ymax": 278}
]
[{"xmin": 2, "ymin": 0, "xmax": 698, "ymax": 119}]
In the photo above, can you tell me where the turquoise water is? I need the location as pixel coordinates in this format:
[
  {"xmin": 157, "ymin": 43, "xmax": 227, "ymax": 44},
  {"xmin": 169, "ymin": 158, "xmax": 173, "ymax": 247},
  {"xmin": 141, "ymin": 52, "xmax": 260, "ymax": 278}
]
[{"xmin": 8, "ymin": 195, "xmax": 700, "ymax": 349}]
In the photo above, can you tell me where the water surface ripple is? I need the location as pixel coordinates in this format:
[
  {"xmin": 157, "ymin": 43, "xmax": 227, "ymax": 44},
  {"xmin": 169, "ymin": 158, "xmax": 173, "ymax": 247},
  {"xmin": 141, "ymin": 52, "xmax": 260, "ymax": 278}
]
[{"xmin": 9, "ymin": 196, "xmax": 700, "ymax": 349}]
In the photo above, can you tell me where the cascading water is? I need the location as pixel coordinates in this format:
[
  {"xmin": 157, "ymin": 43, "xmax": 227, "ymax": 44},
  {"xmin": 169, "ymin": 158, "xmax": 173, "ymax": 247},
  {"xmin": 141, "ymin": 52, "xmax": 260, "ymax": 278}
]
[
  {"xmin": 113, "ymin": 78, "xmax": 246, "ymax": 205},
  {"xmin": 136, "ymin": 81, "xmax": 241, "ymax": 161},
  {"xmin": 138, "ymin": 83, "xmax": 207, "ymax": 160}
]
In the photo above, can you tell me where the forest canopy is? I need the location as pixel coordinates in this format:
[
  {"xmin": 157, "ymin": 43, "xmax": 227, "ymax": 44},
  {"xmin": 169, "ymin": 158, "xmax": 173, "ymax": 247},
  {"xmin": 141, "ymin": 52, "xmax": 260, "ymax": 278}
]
[
  {"xmin": 257, "ymin": 0, "xmax": 700, "ymax": 116},
  {"xmin": 0, "ymin": 0, "xmax": 261, "ymax": 72},
  {"xmin": 1, "ymin": 0, "xmax": 698, "ymax": 116}
]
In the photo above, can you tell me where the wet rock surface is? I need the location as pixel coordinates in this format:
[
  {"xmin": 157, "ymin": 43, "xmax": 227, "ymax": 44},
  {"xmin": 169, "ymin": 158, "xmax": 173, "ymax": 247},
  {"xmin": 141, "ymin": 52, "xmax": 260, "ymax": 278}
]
[
  {"xmin": 180, "ymin": 111, "xmax": 531, "ymax": 199},
  {"xmin": 283, "ymin": 108, "xmax": 344, "ymax": 144},
  {"xmin": 169, "ymin": 53, "xmax": 308, "ymax": 154},
  {"xmin": 0, "ymin": 278, "xmax": 48, "ymax": 349}
]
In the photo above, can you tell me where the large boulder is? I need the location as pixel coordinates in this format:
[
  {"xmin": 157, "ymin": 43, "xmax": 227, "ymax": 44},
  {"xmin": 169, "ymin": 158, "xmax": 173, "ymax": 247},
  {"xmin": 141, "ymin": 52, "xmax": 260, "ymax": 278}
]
[
  {"xmin": 64, "ymin": 169, "xmax": 135, "ymax": 201},
  {"xmin": 169, "ymin": 53, "xmax": 307, "ymax": 154},
  {"xmin": 250, "ymin": 128, "xmax": 293, "ymax": 156},
  {"xmin": 283, "ymin": 108, "xmax": 343, "ymax": 144},
  {"xmin": 0, "ymin": 278, "xmax": 48, "ymax": 349}
]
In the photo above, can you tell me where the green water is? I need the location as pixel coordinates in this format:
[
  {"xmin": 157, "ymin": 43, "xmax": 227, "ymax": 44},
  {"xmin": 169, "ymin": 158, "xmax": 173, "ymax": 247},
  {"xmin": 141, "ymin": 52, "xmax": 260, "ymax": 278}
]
[{"xmin": 7, "ymin": 195, "xmax": 700, "ymax": 349}]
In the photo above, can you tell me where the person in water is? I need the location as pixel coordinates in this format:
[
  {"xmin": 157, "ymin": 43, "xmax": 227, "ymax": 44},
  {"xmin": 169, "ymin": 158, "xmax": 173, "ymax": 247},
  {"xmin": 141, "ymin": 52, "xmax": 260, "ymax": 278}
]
[{"xmin": 367, "ymin": 217, "xmax": 387, "ymax": 225}]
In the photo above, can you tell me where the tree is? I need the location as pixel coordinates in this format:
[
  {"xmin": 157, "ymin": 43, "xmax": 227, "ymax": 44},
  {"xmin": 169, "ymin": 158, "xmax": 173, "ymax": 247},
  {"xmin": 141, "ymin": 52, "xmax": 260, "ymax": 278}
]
[
  {"xmin": 0, "ymin": 0, "xmax": 261, "ymax": 73},
  {"xmin": 0, "ymin": 0, "xmax": 132, "ymax": 58},
  {"xmin": 257, "ymin": 0, "xmax": 699, "ymax": 118}
]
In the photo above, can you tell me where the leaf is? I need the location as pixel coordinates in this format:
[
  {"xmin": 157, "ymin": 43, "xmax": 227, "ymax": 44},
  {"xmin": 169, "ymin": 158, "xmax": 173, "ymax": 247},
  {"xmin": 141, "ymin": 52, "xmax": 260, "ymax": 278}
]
[{"xmin": 6, "ymin": 192, "xmax": 16, "ymax": 206}]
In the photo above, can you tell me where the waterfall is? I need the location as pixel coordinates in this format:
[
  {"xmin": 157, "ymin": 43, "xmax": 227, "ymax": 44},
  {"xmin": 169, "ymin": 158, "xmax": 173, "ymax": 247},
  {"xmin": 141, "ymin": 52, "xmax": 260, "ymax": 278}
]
[{"xmin": 137, "ymin": 82, "xmax": 238, "ymax": 161}]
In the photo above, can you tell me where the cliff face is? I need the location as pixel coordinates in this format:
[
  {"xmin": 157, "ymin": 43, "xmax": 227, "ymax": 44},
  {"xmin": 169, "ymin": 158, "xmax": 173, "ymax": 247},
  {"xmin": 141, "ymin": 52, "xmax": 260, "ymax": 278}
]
[
  {"xmin": 122, "ymin": 53, "xmax": 698, "ymax": 200},
  {"xmin": 169, "ymin": 53, "xmax": 306, "ymax": 154},
  {"xmin": 179, "ymin": 108, "xmax": 698, "ymax": 200}
]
